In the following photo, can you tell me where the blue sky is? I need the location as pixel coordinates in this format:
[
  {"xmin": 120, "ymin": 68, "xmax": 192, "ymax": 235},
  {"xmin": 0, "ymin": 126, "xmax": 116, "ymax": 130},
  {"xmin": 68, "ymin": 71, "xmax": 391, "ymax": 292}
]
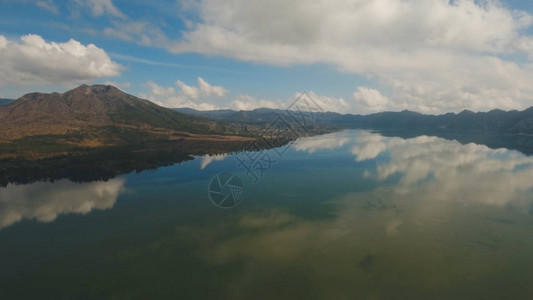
[{"xmin": 1, "ymin": 0, "xmax": 533, "ymax": 114}]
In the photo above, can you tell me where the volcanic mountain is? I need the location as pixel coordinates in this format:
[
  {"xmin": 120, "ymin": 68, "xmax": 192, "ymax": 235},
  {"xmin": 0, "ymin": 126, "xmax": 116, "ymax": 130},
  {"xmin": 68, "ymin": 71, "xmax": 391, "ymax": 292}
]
[{"xmin": 0, "ymin": 84, "xmax": 240, "ymax": 146}]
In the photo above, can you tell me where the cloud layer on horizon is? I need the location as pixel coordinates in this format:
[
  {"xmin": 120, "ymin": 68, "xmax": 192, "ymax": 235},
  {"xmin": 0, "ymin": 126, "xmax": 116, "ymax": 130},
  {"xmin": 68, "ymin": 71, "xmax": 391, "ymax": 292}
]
[
  {"xmin": 167, "ymin": 0, "xmax": 533, "ymax": 113},
  {"xmin": 6, "ymin": 0, "xmax": 533, "ymax": 113}
]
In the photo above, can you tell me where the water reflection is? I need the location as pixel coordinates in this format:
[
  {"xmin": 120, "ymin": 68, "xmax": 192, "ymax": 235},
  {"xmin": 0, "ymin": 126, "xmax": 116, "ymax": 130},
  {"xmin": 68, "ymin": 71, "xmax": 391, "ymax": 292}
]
[
  {"xmin": 200, "ymin": 154, "xmax": 228, "ymax": 170},
  {"xmin": 359, "ymin": 134, "xmax": 533, "ymax": 207},
  {"xmin": 351, "ymin": 132, "xmax": 388, "ymax": 161},
  {"xmin": 291, "ymin": 132, "xmax": 351, "ymax": 154},
  {"xmin": 3, "ymin": 130, "xmax": 533, "ymax": 298},
  {"xmin": 0, "ymin": 178, "xmax": 125, "ymax": 229},
  {"xmin": 180, "ymin": 131, "xmax": 533, "ymax": 298},
  {"xmin": 293, "ymin": 130, "xmax": 533, "ymax": 207}
]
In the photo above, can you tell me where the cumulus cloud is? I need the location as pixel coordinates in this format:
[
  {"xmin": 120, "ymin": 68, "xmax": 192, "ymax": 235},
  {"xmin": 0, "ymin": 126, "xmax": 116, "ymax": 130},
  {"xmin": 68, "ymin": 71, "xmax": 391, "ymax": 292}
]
[
  {"xmin": 147, "ymin": 81, "xmax": 175, "ymax": 97},
  {"xmin": 227, "ymin": 91, "xmax": 348, "ymax": 112},
  {"xmin": 293, "ymin": 91, "xmax": 349, "ymax": 113},
  {"xmin": 176, "ymin": 77, "xmax": 228, "ymax": 99},
  {"xmin": 0, "ymin": 34, "xmax": 121, "ymax": 86},
  {"xmin": 230, "ymin": 94, "xmax": 284, "ymax": 111},
  {"xmin": 167, "ymin": 0, "xmax": 533, "ymax": 113},
  {"xmin": 142, "ymin": 78, "xmax": 227, "ymax": 110},
  {"xmin": 0, "ymin": 36, "xmax": 6, "ymax": 50},
  {"xmin": 142, "ymin": 79, "xmax": 351, "ymax": 113},
  {"xmin": 353, "ymin": 87, "xmax": 391, "ymax": 112}
]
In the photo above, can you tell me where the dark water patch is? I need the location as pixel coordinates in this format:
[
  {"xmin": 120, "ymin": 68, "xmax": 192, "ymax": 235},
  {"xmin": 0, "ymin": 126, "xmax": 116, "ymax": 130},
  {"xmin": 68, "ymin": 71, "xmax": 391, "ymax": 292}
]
[
  {"xmin": 486, "ymin": 217, "xmax": 516, "ymax": 225},
  {"xmin": 358, "ymin": 254, "xmax": 376, "ymax": 274}
]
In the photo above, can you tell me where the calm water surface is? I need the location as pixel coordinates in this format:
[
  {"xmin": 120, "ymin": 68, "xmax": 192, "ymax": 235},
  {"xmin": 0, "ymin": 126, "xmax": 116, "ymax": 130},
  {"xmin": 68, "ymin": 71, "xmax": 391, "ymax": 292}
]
[{"xmin": 2, "ymin": 130, "xmax": 533, "ymax": 299}]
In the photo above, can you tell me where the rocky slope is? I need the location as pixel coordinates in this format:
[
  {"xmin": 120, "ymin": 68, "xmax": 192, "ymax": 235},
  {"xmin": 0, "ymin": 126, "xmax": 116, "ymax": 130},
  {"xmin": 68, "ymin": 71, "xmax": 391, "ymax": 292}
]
[{"xmin": 0, "ymin": 84, "xmax": 230, "ymax": 144}]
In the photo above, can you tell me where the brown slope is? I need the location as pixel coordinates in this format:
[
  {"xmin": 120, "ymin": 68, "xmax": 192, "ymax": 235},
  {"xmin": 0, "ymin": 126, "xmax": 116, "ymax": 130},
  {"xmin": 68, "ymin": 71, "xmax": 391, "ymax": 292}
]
[{"xmin": 0, "ymin": 84, "xmax": 226, "ymax": 143}]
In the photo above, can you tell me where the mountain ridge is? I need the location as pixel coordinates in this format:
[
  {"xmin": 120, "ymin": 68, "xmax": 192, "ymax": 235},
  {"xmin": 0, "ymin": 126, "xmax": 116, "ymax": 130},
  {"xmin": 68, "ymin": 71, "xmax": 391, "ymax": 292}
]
[
  {"xmin": 0, "ymin": 85, "xmax": 255, "ymax": 159},
  {"xmin": 175, "ymin": 106, "xmax": 533, "ymax": 134},
  {"xmin": 0, "ymin": 84, "xmax": 230, "ymax": 143}
]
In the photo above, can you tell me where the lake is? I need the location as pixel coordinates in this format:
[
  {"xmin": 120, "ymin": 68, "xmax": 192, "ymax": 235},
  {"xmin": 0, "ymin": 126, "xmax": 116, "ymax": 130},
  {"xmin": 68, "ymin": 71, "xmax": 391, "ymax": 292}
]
[{"xmin": 1, "ymin": 129, "xmax": 533, "ymax": 299}]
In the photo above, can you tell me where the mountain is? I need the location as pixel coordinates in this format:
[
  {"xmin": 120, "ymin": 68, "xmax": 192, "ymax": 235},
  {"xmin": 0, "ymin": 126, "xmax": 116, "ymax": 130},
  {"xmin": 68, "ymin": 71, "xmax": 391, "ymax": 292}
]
[
  {"xmin": 0, "ymin": 85, "xmax": 254, "ymax": 159},
  {"xmin": 174, "ymin": 106, "xmax": 533, "ymax": 156},
  {"xmin": 0, "ymin": 85, "xmax": 230, "ymax": 142},
  {"xmin": 177, "ymin": 106, "xmax": 533, "ymax": 135},
  {"xmin": 337, "ymin": 108, "xmax": 533, "ymax": 134}
]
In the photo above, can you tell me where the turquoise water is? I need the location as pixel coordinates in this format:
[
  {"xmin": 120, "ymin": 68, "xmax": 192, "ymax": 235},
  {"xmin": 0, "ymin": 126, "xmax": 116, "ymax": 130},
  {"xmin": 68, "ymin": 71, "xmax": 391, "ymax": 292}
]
[{"xmin": 2, "ymin": 130, "xmax": 533, "ymax": 299}]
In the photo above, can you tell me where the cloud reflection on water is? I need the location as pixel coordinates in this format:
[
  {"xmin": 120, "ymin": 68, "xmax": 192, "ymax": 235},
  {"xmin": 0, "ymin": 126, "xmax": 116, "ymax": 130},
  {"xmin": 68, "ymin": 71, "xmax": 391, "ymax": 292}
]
[
  {"xmin": 200, "ymin": 154, "xmax": 228, "ymax": 170},
  {"xmin": 294, "ymin": 130, "xmax": 533, "ymax": 208},
  {"xmin": 0, "ymin": 178, "xmax": 125, "ymax": 229},
  {"xmin": 184, "ymin": 131, "xmax": 533, "ymax": 297}
]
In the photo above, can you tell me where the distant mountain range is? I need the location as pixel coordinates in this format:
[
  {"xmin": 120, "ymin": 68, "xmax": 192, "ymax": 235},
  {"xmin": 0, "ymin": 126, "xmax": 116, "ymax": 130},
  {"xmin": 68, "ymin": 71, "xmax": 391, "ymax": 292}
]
[
  {"xmin": 2, "ymin": 84, "xmax": 532, "ymax": 160},
  {"xmin": 176, "ymin": 106, "xmax": 533, "ymax": 135}
]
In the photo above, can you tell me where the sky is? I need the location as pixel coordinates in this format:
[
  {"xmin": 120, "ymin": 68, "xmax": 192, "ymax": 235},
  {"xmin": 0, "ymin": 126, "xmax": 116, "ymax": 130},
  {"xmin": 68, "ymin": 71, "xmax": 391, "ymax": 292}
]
[{"xmin": 1, "ymin": 0, "xmax": 533, "ymax": 114}]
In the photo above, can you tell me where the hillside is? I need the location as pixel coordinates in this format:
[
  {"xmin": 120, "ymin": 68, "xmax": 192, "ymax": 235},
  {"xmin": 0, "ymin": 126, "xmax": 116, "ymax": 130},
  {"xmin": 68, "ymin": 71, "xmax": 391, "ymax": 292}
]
[
  {"xmin": 0, "ymin": 85, "xmax": 252, "ymax": 159},
  {"xmin": 0, "ymin": 85, "xmax": 230, "ymax": 142},
  {"xmin": 174, "ymin": 107, "xmax": 335, "ymax": 135}
]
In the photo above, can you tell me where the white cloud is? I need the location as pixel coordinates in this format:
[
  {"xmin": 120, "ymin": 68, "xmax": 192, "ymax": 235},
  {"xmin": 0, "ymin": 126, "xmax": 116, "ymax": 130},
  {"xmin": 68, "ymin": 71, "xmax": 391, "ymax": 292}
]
[
  {"xmin": 0, "ymin": 34, "xmax": 121, "ymax": 86},
  {"xmin": 104, "ymin": 21, "xmax": 169, "ymax": 47},
  {"xmin": 167, "ymin": 0, "xmax": 533, "ymax": 113},
  {"xmin": 0, "ymin": 36, "xmax": 6, "ymax": 50},
  {"xmin": 293, "ymin": 91, "xmax": 349, "ymax": 113},
  {"xmin": 36, "ymin": 0, "xmax": 59, "ymax": 14},
  {"xmin": 230, "ymin": 94, "xmax": 284, "ymax": 111},
  {"xmin": 141, "ymin": 79, "xmax": 351, "ymax": 113},
  {"xmin": 142, "ymin": 79, "xmax": 226, "ymax": 110},
  {"xmin": 75, "ymin": 0, "xmax": 126, "ymax": 19},
  {"xmin": 229, "ymin": 91, "xmax": 348, "ymax": 112},
  {"xmin": 353, "ymin": 87, "xmax": 390, "ymax": 112},
  {"xmin": 197, "ymin": 77, "xmax": 228, "ymax": 97},
  {"xmin": 147, "ymin": 81, "xmax": 175, "ymax": 97},
  {"xmin": 176, "ymin": 77, "xmax": 228, "ymax": 99}
]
